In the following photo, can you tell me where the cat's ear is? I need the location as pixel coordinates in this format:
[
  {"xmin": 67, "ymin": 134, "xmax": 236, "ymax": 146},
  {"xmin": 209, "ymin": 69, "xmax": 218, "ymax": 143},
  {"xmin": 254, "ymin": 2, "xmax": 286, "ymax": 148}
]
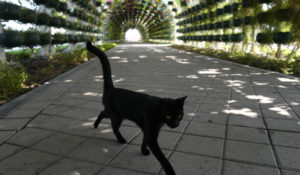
[{"xmin": 177, "ymin": 96, "xmax": 187, "ymax": 105}]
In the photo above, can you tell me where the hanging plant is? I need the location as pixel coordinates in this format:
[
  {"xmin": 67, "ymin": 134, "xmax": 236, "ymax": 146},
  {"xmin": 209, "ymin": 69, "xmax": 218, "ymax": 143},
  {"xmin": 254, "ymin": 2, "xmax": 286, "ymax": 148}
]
[
  {"xmin": 0, "ymin": 33, "xmax": 3, "ymax": 46},
  {"xmin": 33, "ymin": 0, "xmax": 44, "ymax": 5},
  {"xmin": 37, "ymin": 13, "xmax": 50, "ymax": 26},
  {"xmin": 39, "ymin": 33, "xmax": 51, "ymax": 45},
  {"xmin": 224, "ymin": 5, "xmax": 233, "ymax": 13},
  {"xmin": 214, "ymin": 35, "xmax": 222, "ymax": 41},
  {"xmin": 275, "ymin": 8, "xmax": 296, "ymax": 22},
  {"xmin": 222, "ymin": 35, "xmax": 231, "ymax": 42},
  {"xmin": 168, "ymin": 1, "xmax": 173, "ymax": 5},
  {"xmin": 258, "ymin": 0, "xmax": 272, "ymax": 4},
  {"xmin": 50, "ymin": 16, "xmax": 61, "ymax": 27},
  {"xmin": 242, "ymin": 0, "xmax": 256, "ymax": 8},
  {"xmin": 216, "ymin": 22, "xmax": 223, "ymax": 29},
  {"xmin": 2, "ymin": 31, "xmax": 23, "ymax": 48},
  {"xmin": 20, "ymin": 8, "xmax": 36, "ymax": 24},
  {"xmin": 216, "ymin": 8, "xmax": 224, "ymax": 16},
  {"xmin": 0, "ymin": 2, "xmax": 21, "ymax": 21},
  {"xmin": 22, "ymin": 31, "xmax": 40, "ymax": 46},
  {"xmin": 222, "ymin": 20, "xmax": 231, "ymax": 28},
  {"xmin": 60, "ymin": 18, "xmax": 68, "ymax": 28},
  {"xmin": 209, "ymin": 23, "xmax": 216, "ymax": 30},
  {"xmin": 69, "ymin": 35, "xmax": 79, "ymax": 43},
  {"xmin": 94, "ymin": 0, "xmax": 101, "ymax": 7},
  {"xmin": 208, "ymin": 35, "xmax": 214, "ymax": 41},
  {"xmin": 206, "ymin": 0, "xmax": 214, "ymax": 6},
  {"xmin": 273, "ymin": 32, "xmax": 293, "ymax": 44},
  {"xmin": 233, "ymin": 18, "xmax": 243, "ymax": 27},
  {"xmin": 47, "ymin": 0, "xmax": 59, "ymax": 8},
  {"xmin": 257, "ymin": 12, "xmax": 275, "ymax": 24},
  {"xmin": 52, "ymin": 34, "xmax": 65, "ymax": 44},
  {"xmin": 256, "ymin": 33, "xmax": 273, "ymax": 44},
  {"xmin": 57, "ymin": 2, "xmax": 68, "ymax": 12},
  {"xmin": 244, "ymin": 16, "xmax": 252, "ymax": 25},
  {"xmin": 231, "ymin": 33, "xmax": 244, "ymax": 42}
]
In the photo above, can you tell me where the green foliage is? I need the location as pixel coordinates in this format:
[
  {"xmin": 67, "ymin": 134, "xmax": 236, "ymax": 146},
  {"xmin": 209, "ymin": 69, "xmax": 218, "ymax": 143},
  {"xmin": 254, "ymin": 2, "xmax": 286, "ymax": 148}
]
[
  {"xmin": 0, "ymin": 62, "xmax": 27, "ymax": 100},
  {"xmin": 1, "ymin": 43, "xmax": 117, "ymax": 105},
  {"xmin": 6, "ymin": 49, "xmax": 34, "ymax": 62},
  {"xmin": 171, "ymin": 45, "xmax": 300, "ymax": 76}
]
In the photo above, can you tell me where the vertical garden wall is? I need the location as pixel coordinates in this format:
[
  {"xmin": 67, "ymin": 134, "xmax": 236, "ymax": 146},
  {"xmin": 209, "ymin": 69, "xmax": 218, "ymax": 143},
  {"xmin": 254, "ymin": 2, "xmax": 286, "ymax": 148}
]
[
  {"xmin": 0, "ymin": 0, "xmax": 103, "ymax": 62},
  {"xmin": 175, "ymin": 0, "xmax": 300, "ymax": 59}
]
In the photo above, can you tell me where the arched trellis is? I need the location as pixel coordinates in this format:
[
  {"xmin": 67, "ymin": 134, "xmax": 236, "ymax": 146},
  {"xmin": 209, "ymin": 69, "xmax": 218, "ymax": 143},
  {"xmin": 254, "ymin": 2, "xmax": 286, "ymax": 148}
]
[{"xmin": 103, "ymin": 0, "xmax": 179, "ymax": 41}]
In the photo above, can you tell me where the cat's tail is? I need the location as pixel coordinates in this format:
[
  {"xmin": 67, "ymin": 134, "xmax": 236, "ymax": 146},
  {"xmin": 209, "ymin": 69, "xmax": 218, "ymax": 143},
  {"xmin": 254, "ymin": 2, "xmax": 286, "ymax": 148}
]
[{"xmin": 86, "ymin": 41, "xmax": 114, "ymax": 91}]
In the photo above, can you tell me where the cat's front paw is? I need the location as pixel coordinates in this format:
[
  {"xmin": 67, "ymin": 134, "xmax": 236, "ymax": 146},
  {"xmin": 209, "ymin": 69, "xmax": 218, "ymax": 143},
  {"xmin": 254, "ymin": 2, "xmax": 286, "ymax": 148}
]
[
  {"xmin": 117, "ymin": 138, "xmax": 127, "ymax": 144},
  {"xmin": 141, "ymin": 148, "xmax": 150, "ymax": 155}
]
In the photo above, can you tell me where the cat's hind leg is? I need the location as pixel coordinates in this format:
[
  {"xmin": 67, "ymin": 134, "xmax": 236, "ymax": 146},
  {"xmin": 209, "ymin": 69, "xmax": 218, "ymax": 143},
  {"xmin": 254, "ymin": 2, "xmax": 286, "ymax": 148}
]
[
  {"xmin": 111, "ymin": 118, "xmax": 126, "ymax": 144},
  {"xmin": 105, "ymin": 108, "xmax": 127, "ymax": 144},
  {"xmin": 94, "ymin": 111, "xmax": 108, "ymax": 129},
  {"xmin": 141, "ymin": 133, "xmax": 150, "ymax": 155}
]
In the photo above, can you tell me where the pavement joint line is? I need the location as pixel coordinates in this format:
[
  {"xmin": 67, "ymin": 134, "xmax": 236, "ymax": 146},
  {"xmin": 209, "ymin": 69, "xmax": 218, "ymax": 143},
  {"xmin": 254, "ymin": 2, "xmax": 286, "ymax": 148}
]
[
  {"xmin": 219, "ymin": 68, "xmax": 234, "ymax": 175},
  {"xmin": 250, "ymin": 71, "xmax": 283, "ymax": 175}
]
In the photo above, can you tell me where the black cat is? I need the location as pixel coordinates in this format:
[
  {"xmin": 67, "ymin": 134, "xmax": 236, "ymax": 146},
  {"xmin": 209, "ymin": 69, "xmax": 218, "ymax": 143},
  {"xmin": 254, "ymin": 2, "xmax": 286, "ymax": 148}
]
[{"xmin": 86, "ymin": 42, "xmax": 187, "ymax": 175}]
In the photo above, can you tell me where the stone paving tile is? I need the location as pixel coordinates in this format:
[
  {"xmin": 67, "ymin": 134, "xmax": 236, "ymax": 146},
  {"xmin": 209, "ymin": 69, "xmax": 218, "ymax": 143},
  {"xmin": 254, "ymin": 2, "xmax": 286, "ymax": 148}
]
[
  {"xmin": 185, "ymin": 121, "xmax": 226, "ymax": 138},
  {"xmin": 225, "ymin": 140, "xmax": 277, "ymax": 166},
  {"xmin": 191, "ymin": 112, "xmax": 228, "ymax": 124},
  {"xmin": 41, "ymin": 105, "xmax": 72, "ymax": 115},
  {"xmin": 62, "ymin": 119, "xmax": 140, "ymax": 142},
  {"xmin": 7, "ymin": 127, "xmax": 54, "ymax": 147},
  {"xmin": 223, "ymin": 160, "xmax": 281, "ymax": 175},
  {"xmin": 265, "ymin": 118, "xmax": 300, "ymax": 132},
  {"xmin": 27, "ymin": 114, "xmax": 78, "ymax": 131},
  {"xmin": 18, "ymin": 100, "xmax": 50, "ymax": 110},
  {"xmin": 227, "ymin": 125, "xmax": 270, "ymax": 144},
  {"xmin": 275, "ymin": 146, "xmax": 300, "ymax": 170},
  {"xmin": 39, "ymin": 158, "xmax": 102, "ymax": 175},
  {"xmin": 0, "ymin": 119, "xmax": 29, "ymax": 131},
  {"xmin": 160, "ymin": 152, "xmax": 221, "ymax": 175},
  {"xmin": 33, "ymin": 133, "xmax": 85, "ymax": 156},
  {"xmin": 110, "ymin": 144, "xmax": 169, "ymax": 174},
  {"xmin": 131, "ymin": 131, "xmax": 181, "ymax": 150},
  {"xmin": 282, "ymin": 169, "xmax": 300, "ymax": 175},
  {"xmin": 3, "ymin": 108, "xmax": 41, "ymax": 119},
  {"xmin": 0, "ymin": 131, "xmax": 15, "ymax": 144},
  {"xmin": 68, "ymin": 138, "xmax": 125, "ymax": 164},
  {"xmin": 270, "ymin": 130, "xmax": 300, "ymax": 148},
  {"xmin": 176, "ymin": 134, "xmax": 223, "ymax": 158},
  {"xmin": 0, "ymin": 149, "xmax": 60, "ymax": 175},
  {"xmin": 58, "ymin": 107, "xmax": 99, "ymax": 120},
  {"xmin": 228, "ymin": 115, "xmax": 266, "ymax": 128},
  {"xmin": 0, "ymin": 144, "xmax": 23, "ymax": 160},
  {"xmin": 53, "ymin": 97, "xmax": 88, "ymax": 107},
  {"xmin": 99, "ymin": 166, "xmax": 150, "ymax": 175}
]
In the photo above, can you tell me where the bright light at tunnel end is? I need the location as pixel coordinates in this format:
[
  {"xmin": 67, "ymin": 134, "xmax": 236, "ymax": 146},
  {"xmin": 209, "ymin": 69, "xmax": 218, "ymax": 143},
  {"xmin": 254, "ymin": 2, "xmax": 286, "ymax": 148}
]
[{"xmin": 125, "ymin": 29, "xmax": 141, "ymax": 41}]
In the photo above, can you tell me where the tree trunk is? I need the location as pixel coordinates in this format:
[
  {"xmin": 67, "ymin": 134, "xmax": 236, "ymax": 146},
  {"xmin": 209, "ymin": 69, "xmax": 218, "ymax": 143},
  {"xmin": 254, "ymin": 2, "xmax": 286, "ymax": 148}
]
[{"xmin": 275, "ymin": 44, "xmax": 282, "ymax": 59}]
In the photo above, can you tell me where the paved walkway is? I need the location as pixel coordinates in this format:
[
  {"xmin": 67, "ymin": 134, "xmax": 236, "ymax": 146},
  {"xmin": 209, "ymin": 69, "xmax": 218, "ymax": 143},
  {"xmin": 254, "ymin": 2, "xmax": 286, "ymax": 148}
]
[{"xmin": 1, "ymin": 42, "xmax": 300, "ymax": 175}]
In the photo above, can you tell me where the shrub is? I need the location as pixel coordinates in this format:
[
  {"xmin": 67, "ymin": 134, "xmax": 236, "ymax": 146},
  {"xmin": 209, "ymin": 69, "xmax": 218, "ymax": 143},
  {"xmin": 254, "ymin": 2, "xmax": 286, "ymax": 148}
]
[{"xmin": 0, "ymin": 62, "xmax": 27, "ymax": 99}]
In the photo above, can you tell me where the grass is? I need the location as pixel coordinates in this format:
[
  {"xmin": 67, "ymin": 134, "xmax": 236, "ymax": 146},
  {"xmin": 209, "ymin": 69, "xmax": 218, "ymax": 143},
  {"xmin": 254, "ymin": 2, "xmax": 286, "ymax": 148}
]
[{"xmin": 0, "ymin": 43, "xmax": 117, "ymax": 106}]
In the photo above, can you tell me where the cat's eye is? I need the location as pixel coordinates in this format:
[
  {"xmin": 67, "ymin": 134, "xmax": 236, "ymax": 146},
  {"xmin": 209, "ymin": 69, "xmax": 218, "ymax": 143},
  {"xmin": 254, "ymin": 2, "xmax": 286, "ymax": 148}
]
[
  {"xmin": 178, "ymin": 115, "xmax": 183, "ymax": 119},
  {"xmin": 166, "ymin": 115, "xmax": 172, "ymax": 120}
]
